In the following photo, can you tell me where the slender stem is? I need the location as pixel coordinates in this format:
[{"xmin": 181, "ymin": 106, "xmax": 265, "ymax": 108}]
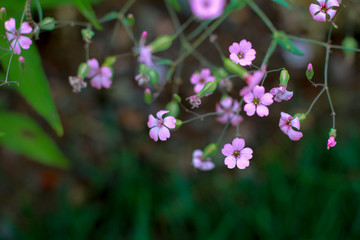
[
  {"xmin": 330, "ymin": 45, "xmax": 360, "ymax": 53},
  {"xmin": 4, "ymin": 53, "xmax": 14, "ymax": 83},
  {"xmin": 305, "ymin": 87, "xmax": 326, "ymax": 115},
  {"xmin": 287, "ymin": 35, "xmax": 327, "ymax": 47},
  {"xmin": 217, "ymin": 120, "xmax": 231, "ymax": 145},
  {"xmin": 187, "ymin": 20, "xmax": 212, "ymax": 41},
  {"xmin": 261, "ymin": 39, "xmax": 277, "ymax": 67},
  {"xmin": 182, "ymin": 112, "xmax": 220, "ymax": 125},
  {"xmin": 247, "ymin": 0, "xmax": 277, "ymax": 33},
  {"xmin": 326, "ymin": 88, "xmax": 336, "ymax": 128}
]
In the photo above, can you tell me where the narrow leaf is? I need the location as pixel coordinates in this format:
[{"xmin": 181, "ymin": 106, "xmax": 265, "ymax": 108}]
[
  {"xmin": 0, "ymin": 112, "xmax": 70, "ymax": 169},
  {"xmin": 273, "ymin": 31, "xmax": 304, "ymax": 56},
  {"xmin": 272, "ymin": 0, "xmax": 291, "ymax": 9},
  {"xmin": 72, "ymin": 0, "xmax": 103, "ymax": 30}
]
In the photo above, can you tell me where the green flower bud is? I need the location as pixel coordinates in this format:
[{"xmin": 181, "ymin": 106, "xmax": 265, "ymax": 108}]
[
  {"xmin": 150, "ymin": 35, "xmax": 174, "ymax": 53},
  {"xmin": 342, "ymin": 36, "xmax": 358, "ymax": 58},
  {"xmin": 306, "ymin": 63, "xmax": 314, "ymax": 81},
  {"xmin": 103, "ymin": 56, "xmax": 117, "ymax": 67},
  {"xmin": 328, "ymin": 128, "xmax": 337, "ymax": 138},
  {"xmin": 144, "ymin": 88, "xmax": 152, "ymax": 104},
  {"xmin": 77, "ymin": 62, "xmax": 90, "ymax": 78},
  {"xmin": 146, "ymin": 68, "xmax": 159, "ymax": 85},
  {"xmin": 202, "ymin": 143, "xmax": 218, "ymax": 158},
  {"xmin": 165, "ymin": 100, "xmax": 180, "ymax": 118},
  {"xmin": 126, "ymin": 13, "xmax": 135, "ymax": 27},
  {"xmin": 213, "ymin": 67, "xmax": 228, "ymax": 81},
  {"xmin": 199, "ymin": 81, "xmax": 217, "ymax": 97},
  {"xmin": 279, "ymin": 68, "xmax": 290, "ymax": 86},
  {"xmin": 39, "ymin": 17, "xmax": 56, "ymax": 31},
  {"xmin": 1, "ymin": 7, "xmax": 6, "ymax": 21},
  {"xmin": 81, "ymin": 28, "xmax": 95, "ymax": 43},
  {"xmin": 172, "ymin": 93, "xmax": 181, "ymax": 103},
  {"xmin": 223, "ymin": 57, "xmax": 247, "ymax": 78},
  {"xmin": 175, "ymin": 119, "xmax": 183, "ymax": 128},
  {"xmin": 294, "ymin": 113, "xmax": 307, "ymax": 122}
]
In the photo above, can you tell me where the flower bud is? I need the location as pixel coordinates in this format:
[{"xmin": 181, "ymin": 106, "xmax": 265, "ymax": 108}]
[
  {"xmin": 150, "ymin": 35, "xmax": 174, "ymax": 53},
  {"xmin": 126, "ymin": 13, "xmax": 135, "ymax": 27},
  {"xmin": 213, "ymin": 67, "xmax": 228, "ymax": 81},
  {"xmin": 328, "ymin": 128, "xmax": 337, "ymax": 138},
  {"xmin": 175, "ymin": 119, "xmax": 183, "ymax": 128},
  {"xmin": 77, "ymin": 62, "xmax": 90, "ymax": 78},
  {"xmin": 223, "ymin": 57, "xmax": 248, "ymax": 78},
  {"xmin": 18, "ymin": 56, "xmax": 25, "ymax": 72},
  {"xmin": 103, "ymin": 56, "xmax": 117, "ymax": 67},
  {"xmin": 294, "ymin": 113, "xmax": 307, "ymax": 122},
  {"xmin": 306, "ymin": 63, "xmax": 314, "ymax": 80},
  {"xmin": 342, "ymin": 36, "xmax": 358, "ymax": 58},
  {"xmin": 279, "ymin": 68, "xmax": 290, "ymax": 86},
  {"xmin": 144, "ymin": 88, "xmax": 152, "ymax": 104},
  {"xmin": 202, "ymin": 143, "xmax": 218, "ymax": 158},
  {"xmin": 146, "ymin": 68, "xmax": 159, "ymax": 85},
  {"xmin": 39, "ymin": 17, "xmax": 56, "ymax": 31},
  {"xmin": 199, "ymin": 81, "xmax": 217, "ymax": 97},
  {"xmin": 0, "ymin": 7, "xmax": 6, "ymax": 21},
  {"xmin": 81, "ymin": 28, "xmax": 95, "ymax": 43},
  {"xmin": 165, "ymin": 100, "xmax": 180, "ymax": 118},
  {"xmin": 172, "ymin": 93, "xmax": 181, "ymax": 103}
]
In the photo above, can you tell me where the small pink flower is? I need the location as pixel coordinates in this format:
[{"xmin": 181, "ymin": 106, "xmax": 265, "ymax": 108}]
[
  {"xmin": 243, "ymin": 85, "xmax": 273, "ymax": 117},
  {"xmin": 307, "ymin": 63, "xmax": 313, "ymax": 71},
  {"xmin": 221, "ymin": 138, "xmax": 253, "ymax": 169},
  {"xmin": 216, "ymin": 96, "xmax": 243, "ymax": 126},
  {"xmin": 240, "ymin": 65, "xmax": 266, "ymax": 96},
  {"xmin": 18, "ymin": 56, "xmax": 25, "ymax": 63},
  {"xmin": 189, "ymin": 0, "xmax": 226, "ymax": 20},
  {"xmin": 147, "ymin": 110, "xmax": 176, "ymax": 142},
  {"xmin": 279, "ymin": 112, "xmax": 303, "ymax": 141},
  {"xmin": 229, "ymin": 39, "xmax": 256, "ymax": 66},
  {"xmin": 327, "ymin": 135, "xmax": 336, "ymax": 149},
  {"xmin": 190, "ymin": 68, "xmax": 215, "ymax": 93},
  {"xmin": 309, "ymin": 0, "xmax": 339, "ymax": 22},
  {"xmin": 192, "ymin": 149, "xmax": 215, "ymax": 171},
  {"xmin": 187, "ymin": 94, "xmax": 202, "ymax": 108},
  {"xmin": 270, "ymin": 86, "xmax": 293, "ymax": 102},
  {"xmin": 4, "ymin": 18, "xmax": 33, "ymax": 55},
  {"xmin": 87, "ymin": 58, "xmax": 112, "ymax": 89},
  {"xmin": 138, "ymin": 31, "xmax": 153, "ymax": 67}
]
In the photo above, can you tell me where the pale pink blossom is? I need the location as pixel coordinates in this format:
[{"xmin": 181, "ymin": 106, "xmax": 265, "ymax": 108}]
[
  {"xmin": 327, "ymin": 135, "xmax": 336, "ymax": 149},
  {"xmin": 190, "ymin": 68, "xmax": 215, "ymax": 93},
  {"xmin": 4, "ymin": 18, "xmax": 33, "ymax": 55},
  {"xmin": 270, "ymin": 86, "xmax": 293, "ymax": 102},
  {"xmin": 216, "ymin": 96, "xmax": 243, "ymax": 126},
  {"xmin": 229, "ymin": 39, "xmax": 256, "ymax": 66},
  {"xmin": 279, "ymin": 112, "xmax": 303, "ymax": 141},
  {"xmin": 189, "ymin": 0, "xmax": 226, "ymax": 20},
  {"xmin": 240, "ymin": 65, "xmax": 266, "ymax": 96},
  {"xmin": 147, "ymin": 110, "xmax": 176, "ymax": 142},
  {"xmin": 243, "ymin": 85, "xmax": 273, "ymax": 117},
  {"xmin": 221, "ymin": 138, "xmax": 253, "ymax": 169},
  {"xmin": 87, "ymin": 58, "xmax": 112, "ymax": 89},
  {"xmin": 138, "ymin": 31, "xmax": 153, "ymax": 67},
  {"xmin": 309, "ymin": 0, "xmax": 339, "ymax": 22},
  {"xmin": 192, "ymin": 149, "xmax": 215, "ymax": 171}
]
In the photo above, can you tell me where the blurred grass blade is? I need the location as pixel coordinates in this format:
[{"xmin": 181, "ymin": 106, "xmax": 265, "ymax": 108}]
[
  {"xmin": 72, "ymin": 0, "xmax": 103, "ymax": 30},
  {"xmin": 0, "ymin": 112, "xmax": 70, "ymax": 169},
  {"xmin": 272, "ymin": 0, "xmax": 291, "ymax": 9},
  {"xmin": 165, "ymin": 0, "xmax": 181, "ymax": 12},
  {"xmin": 0, "ymin": 42, "xmax": 64, "ymax": 136},
  {"xmin": 273, "ymin": 31, "xmax": 304, "ymax": 56}
]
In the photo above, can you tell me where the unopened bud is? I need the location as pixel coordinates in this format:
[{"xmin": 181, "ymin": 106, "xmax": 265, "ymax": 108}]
[
  {"xmin": 126, "ymin": 13, "xmax": 135, "ymax": 27},
  {"xmin": 103, "ymin": 56, "xmax": 117, "ymax": 67},
  {"xmin": 39, "ymin": 17, "xmax": 56, "ymax": 31},
  {"xmin": 294, "ymin": 113, "xmax": 307, "ymax": 122},
  {"xmin": 150, "ymin": 35, "xmax": 174, "ymax": 53},
  {"xmin": 202, "ymin": 143, "xmax": 218, "ymax": 158},
  {"xmin": 146, "ymin": 68, "xmax": 159, "ymax": 85},
  {"xmin": 81, "ymin": 28, "xmax": 95, "ymax": 43},
  {"xmin": 18, "ymin": 56, "xmax": 25, "ymax": 72},
  {"xmin": 306, "ymin": 63, "xmax": 314, "ymax": 80},
  {"xmin": 144, "ymin": 88, "xmax": 152, "ymax": 104},
  {"xmin": 342, "ymin": 36, "xmax": 358, "ymax": 58},
  {"xmin": 223, "ymin": 57, "xmax": 248, "ymax": 78},
  {"xmin": 279, "ymin": 69, "xmax": 290, "ymax": 86},
  {"xmin": 199, "ymin": 81, "xmax": 217, "ymax": 97},
  {"xmin": 77, "ymin": 62, "xmax": 90, "ymax": 78},
  {"xmin": 328, "ymin": 128, "xmax": 337, "ymax": 138},
  {"xmin": 0, "ymin": 7, "xmax": 6, "ymax": 21},
  {"xmin": 175, "ymin": 119, "xmax": 183, "ymax": 128},
  {"xmin": 172, "ymin": 93, "xmax": 181, "ymax": 103},
  {"xmin": 165, "ymin": 100, "xmax": 180, "ymax": 118}
]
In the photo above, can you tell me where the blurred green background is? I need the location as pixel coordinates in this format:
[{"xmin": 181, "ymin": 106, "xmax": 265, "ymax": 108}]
[{"xmin": 1, "ymin": 0, "xmax": 360, "ymax": 239}]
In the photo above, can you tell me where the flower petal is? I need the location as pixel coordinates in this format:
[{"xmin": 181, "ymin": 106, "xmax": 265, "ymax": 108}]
[
  {"xmin": 232, "ymin": 138, "xmax": 245, "ymax": 151},
  {"xmin": 243, "ymin": 92, "xmax": 254, "ymax": 104},
  {"xmin": 158, "ymin": 126, "xmax": 170, "ymax": 141},
  {"xmin": 20, "ymin": 22, "xmax": 33, "ymax": 34},
  {"xmin": 260, "ymin": 93, "xmax": 274, "ymax": 106},
  {"xmin": 221, "ymin": 143, "xmax": 234, "ymax": 156},
  {"xmin": 193, "ymin": 149, "xmax": 203, "ymax": 158},
  {"xmin": 190, "ymin": 73, "xmax": 200, "ymax": 85},
  {"xmin": 149, "ymin": 127, "xmax": 159, "ymax": 141},
  {"xmin": 164, "ymin": 116, "xmax": 176, "ymax": 129},
  {"xmin": 287, "ymin": 128, "xmax": 303, "ymax": 141},
  {"xmin": 309, "ymin": 3, "xmax": 321, "ymax": 17},
  {"xmin": 156, "ymin": 110, "xmax": 169, "ymax": 119},
  {"xmin": 5, "ymin": 18, "xmax": 16, "ymax": 32},
  {"xmin": 291, "ymin": 117, "xmax": 301, "ymax": 130},
  {"xmin": 224, "ymin": 156, "xmax": 236, "ymax": 169},
  {"xmin": 244, "ymin": 103, "xmax": 256, "ymax": 116},
  {"xmin": 256, "ymin": 104, "xmax": 269, "ymax": 117},
  {"xmin": 229, "ymin": 42, "xmax": 240, "ymax": 54},
  {"xmin": 240, "ymin": 147, "xmax": 253, "ymax": 160},
  {"xmin": 147, "ymin": 114, "xmax": 158, "ymax": 128},
  {"xmin": 313, "ymin": 11, "xmax": 327, "ymax": 22},
  {"xmin": 236, "ymin": 158, "xmax": 249, "ymax": 169},
  {"xmin": 253, "ymin": 85, "xmax": 265, "ymax": 99},
  {"xmin": 326, "ymin": 0, "xmax": 339, "ymax": 8},
  {"xmin": 18, "ymin": 36, "xmax": 32, "ymax": 50},
  {"xmin": 326, "ymin": 9, "xmax": 337, "ymax": 21},
  {"xmin": 200, "ymin": 161, "xmax": 215, "ymax": 171}
]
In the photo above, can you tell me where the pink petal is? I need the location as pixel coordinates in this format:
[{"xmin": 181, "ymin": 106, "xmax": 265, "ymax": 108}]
[
  {"xmin": 149, "ymin": 127, "xmax": 159, "ymax": 141},
  {"xmin": 280, "ymin": 112, "xmax": 291, "ymax": 120},
  {"xmin": 309, "ymin": 3, "xmax": 321, "ymax": 17},
  {"xmin": 229, "ymin": 42, "xmax": 240, "ymax": 54},
  {"xmin": 190, "ymin": 73, "xmax": 200, "ymax": 84},
  {"xmin": 5, "ymin": 18, "xmax": 16, "ymax": 32},
  {"xmin": 100, "ymin": 67, "xmax": 112, "ymax": 78},
  {"xmin": 280, "ymin": 125, "xmax": 290, "ymax": 135},
  {"xmin": 313, "ymin": 12, "xmax": 327, "ymax": 22},
  {"xmin": 221, "ymin": 143, "xmax": 234, "ymax": 156},
  {"xmin": 256, "ymin": 105, "xmax": 269, "ymax": 117},
  {"xmin": 6, "ymin": 32, "xmax": 15, "ymax": 41},
  {"xmin": 326, "ymin": 0, "xmax": 339, "ymax": 8},
  {"xmin": 240, "ymin": 147, "xmax": 253, "ymax": 160},
  {"xmin": 260, "ymin": 93, "xmax": 274, "ymax": 106},
  {"xmin": 232, "ymin": 138, "xmax": 245, "ymax": 151},
  {"xmin": 90, "ymin": 76, "xmax": 102, "ymax": 89},
  {"xmin": 317, "ymin": 0, "xmax": 326, "ymax": 6},
  {"xmin": 200, "ymin": 161, "xmax": 215, "ymax": 171},
  {"xmin": 236, "ymin": 158, "xmax": 249, "ymax": 169},
  {"xmin": 239, "ymin": 39, "xmax": 252, "ymax": 53},
  {"xmin": 156, "ymin": 110, "xmax": 169, "ymax": 119},
  {"xmin": 239, "ymin": 58, "xmax": 251, "ymax": 66},
  {"xmin": 230, "ymin": 53, "xmax": 240, "ymax": 64},
  {"xmin": 101, "ymin": 77, "xmax": 112, "ymax": 88},
  {"xmin": 253, "ymin": 85, "xmax": 265, "ymax": 99},
  {"xmin": 164, "ymin": 116, "xmax": 176, "ymax": 129},
  {"xmin": 193, "ymin": 158, "xmax": 202, "ymax": 168},
  {"xmin": 87, "ymin": 59, "xmax": 99, "ymax": 77},
  {"xmin": 201, "ymin": 68, "xmax": 211, "ymax": 77},
  {"xmin": 231, "ymin": 115, "xmax": 243, "ymax": 126},
  {"xmin": 147, "ymin": 114, "xmax": 158, "ymax": 128},
  {"xmin": 244, "ymin": 103, "xmax": 255, "ymax": 116},
  {"xmin": 194, "ymin": 83, "xmax": 204, "ymax": 93},
  {"xmin": 245, "ymin": 49, "xmax": 256, "ymax": 59},
  {"xmin": 158, "ymin": 126, "xmax": 170, "ymax": 141},
  {"xmin": 193, "ymin": 149, "xmax": 203, "ymax": 158},
  {"xmin": 18, "ymin": 36, "xmax": 32, "ymax": 50},
  {"xmin": 20, "ymin": 22, "xmax": 33, "ymax": 34},
  {"xmin": 224, "ymin": 156, "xmax": 236, "ymax": 169},
  {"xmin": 291, "ymin": 117, "xmax": 301, "ymax": 130},
  {"xmin": 287, "ymin": 128, "xmax": 303, "ymax": 141},
  {"xmin": 10, "ymin": 40, "xmax": 21, "ymax": 55},
  {"xmin": 243, "ymin": 92, "xmax": 254, "ymax": 104},
  {"xmin": 326, "ymin": 9, "xmax": 337, "ymax": 21},
  {"xmin": 221, "ymin": 97, "xmax": 233, "ymax": 108}
]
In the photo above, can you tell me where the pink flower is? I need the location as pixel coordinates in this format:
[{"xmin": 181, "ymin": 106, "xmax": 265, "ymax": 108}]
[
  {"xmin": 187, "ymin": 94, "xmax": 202, "ymax": 108},
  {"xmin": 243, "ymin": 85, "xmax": 273, "ymax": 117},
  {"xmin": 190, "ymin": 68, "xmax": 215, "ymax": 93},
  {"xmin": 4, "ymin": 18, "xmax": 33, "ymax": 55},
  {"xmin": 189, "ymin": 0, "xmax": 226, "ymax": 20},
  {"xmin": 240, "ymin": 65, "xmax": 266, "ymax": 96},
  {"xmin": 87, "ymin": 58, "xmax": 112, "ymax": 89},
  {"xmin": 138, "ymin": 31, "xmax": 153, "ymax": 67},
  {"xmin": 192, "ymin": 149, "xmax": 215, "ymax": 171},
  {"xmin": 307, "ymin": 63, "xmax": 313, "ymax": 71},
  {"xmin": 221, "ymin": 138, "xmax": 253, "ymax": 169},
  {"xmin": 327, "ymin": 135, "xmax": 336, "ymax": 149},
  {"xmin": 216, "ymin": 96, "xmax": 243, "ymax": 126},
  {"xmin": 229, "ymin": 39, "xmax": 256, "ymax": 66},
  {"xmin": 270, "ymin": 86, "xmax": 293, "ymax": 102},
  {"xmin": 309, "ymin": 0, "xmax": 339, "ymax": 22},
  {"xmin": 147, "ymin": 110, "xmax": 176, "ymax": 142},
  {"xmin": 279, "ymin": 112, "xmax": 303, "ymax": 141}
]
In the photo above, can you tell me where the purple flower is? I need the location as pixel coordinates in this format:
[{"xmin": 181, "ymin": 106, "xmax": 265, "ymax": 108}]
[
  {"xmin": 87, "ymin": 58, "xmax": 112, "ymax": 89},
  {"xmin": 187, "ymin": 94, "xmax": 202, "ymax": 109},
  {"xmin": 147, "ymin": 110, "xmax": 176, "ymax": 142},
  {"xmin": 309, "ymin": 0, "xmax": 339, "ymax": 22},
  {"xmin": 190, "ymin": 68, "xmax": 215, "ymax": 93},
  {"xmin": 244, "ymin": 85, "xmax": 273, "ymax": 117},
  {"xmin": 270, "ymin": 86, "xmax": 293, "ymax": 102},
  {"xmin": 216, "ymin": 96, "xmax": 243, "ymax": 126},
  {"xmin": 327, "ymin": 135, "xmax": 336, "ymax": 149},
  {"xmin": 192, "ymin": 149, "xmax": 215, "ymax": 171},
  {"xmin": 229, "ymin": 39, "xmax": 256, "ymax": 66},
  {"xmin": 240, "ymin": 65, "xmax": 266, "ymax": 97},
  {"xmin": 189, "ymin": 0, "xmax": 226, "ymax": 20},
  {"xmin": 5, "ymin": 18, "xmax": 32, "ymax": 55},
  {"xmin": 221, "ymin": 138, "xmax": 253, "ymax": 169},
  {"xmin": 279, "ymin": 112, "xmax": 303, "ymax": 141}
]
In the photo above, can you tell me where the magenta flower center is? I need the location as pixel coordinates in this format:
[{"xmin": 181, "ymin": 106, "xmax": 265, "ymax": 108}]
[
  {"xmin": 233, "ymin": 150, "xmax": 240, "ymax": 157},
  {"xmin": 157, "ymin": 118, "xmax": 164, "ymax": 127}
]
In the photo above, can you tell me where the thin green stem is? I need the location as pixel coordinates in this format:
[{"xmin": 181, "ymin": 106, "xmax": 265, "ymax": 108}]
[
  {"xmin": 287, "ymin": 35, "xmax": 327, "ymax": 47},
  {"xmin": 305, "ymin": 87, "xmax": 326, "ymax": 115},
  {"xmin": 182, "ymin": 112, "xmax": 220, "ymax": 125},
  {"xmin": 216, "ymin": 120, "xmax": 231, "ymax": 145}
]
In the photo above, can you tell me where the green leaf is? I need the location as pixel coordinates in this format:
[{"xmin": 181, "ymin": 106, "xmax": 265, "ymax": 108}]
[
  {"xmin": 0, "ymin": 41, "xmax": 64, "ymax": 136},
  {"xmin": 165, "ymin": 0, "xmax": 181, "ymax": 12},
  {"xmin": 156, "ymin": 59, "xmax": 173, "ymax": 66},
  {"xmin": 273, "ymin": 31, "xmax": 304, "ymax": 56},
  {"xmin": 72, "ymin": 0, "xmax": 103, "ymax": 30},
  {"xmin": 225, "ymin": 0, "xmax": 247, "ymax": 13},
  {"xmin": 272, "ymin": 0, "xmax": 291, "ymax": 9},
  {"xmin": 0, "ymin": 112, "xmax": 70, "ymax": 169}
]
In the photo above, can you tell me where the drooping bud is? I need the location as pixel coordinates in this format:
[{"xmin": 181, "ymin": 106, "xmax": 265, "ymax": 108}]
[
  {"xmin": 187, "ymin": 94, "xmax": 201, "ymax": 109},
  {"xmin": 39, "ymin": 17, "xmax": 56, "ymax": 31},
  {"xmin": 279, "ymin": 68, "xmax": 290, "ymax": 86},
  {"xmin": 294, "ymin": 113, "xmax": 307, "ymax": 122},
  {"xmin": 223, "ymin": 57, "xmax": 248, "ymax": 78},
  {"xmin": 327, "ymin": 128, "xmax": 337, "ymax": 150},
  {"xmin": 306, "ymin": 63, "xmax": 314, "ymax": 80},
  {"xmin": 144, "ymin": 88, "xmax": 152, "ymax": 104},
  {"xmin": 202, "ymin": 143, "xmax": 218, "ymax": 158},
  {"xmin": 150, "ymin": 35, "xmax": 174, "ymax": 52}
]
